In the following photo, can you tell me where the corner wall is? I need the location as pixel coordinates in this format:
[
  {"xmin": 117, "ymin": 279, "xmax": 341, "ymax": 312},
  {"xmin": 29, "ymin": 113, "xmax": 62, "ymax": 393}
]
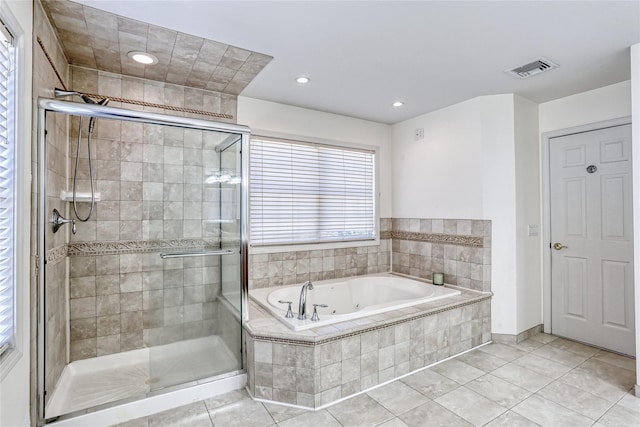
[
  {"xmin": 479, "ymin": 95, "xmax": 518, "ymax": 335},
  {"xmin": 514, "ymin": 96, "xmax": 541, "ymax": 333},
  {"xmin": 391, "ymin": 94, "xmax": 523, "ymax": 335}
]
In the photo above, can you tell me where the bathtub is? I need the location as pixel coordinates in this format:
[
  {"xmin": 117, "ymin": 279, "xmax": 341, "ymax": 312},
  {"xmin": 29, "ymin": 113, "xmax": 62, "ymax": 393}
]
[{"xmin": 250, "ymin": 274, "xmax": 461, "ymax": 331}]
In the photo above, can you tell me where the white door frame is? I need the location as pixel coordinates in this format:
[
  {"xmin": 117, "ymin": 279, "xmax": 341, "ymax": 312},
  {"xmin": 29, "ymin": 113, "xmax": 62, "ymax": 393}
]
[{"xmin": 541, "ymin": 116, "xmax": 633, "ymax": 334}]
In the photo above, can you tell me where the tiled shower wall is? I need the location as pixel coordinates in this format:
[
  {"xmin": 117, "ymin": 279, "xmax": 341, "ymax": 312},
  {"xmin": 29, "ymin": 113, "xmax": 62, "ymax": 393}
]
[
  {"xmin": 62, "ymin": 66, "xmax": 240, "ymax": 361},
  {"xmin": 33, "ymin": 0, "xmax": 70, "ymax": 409}
]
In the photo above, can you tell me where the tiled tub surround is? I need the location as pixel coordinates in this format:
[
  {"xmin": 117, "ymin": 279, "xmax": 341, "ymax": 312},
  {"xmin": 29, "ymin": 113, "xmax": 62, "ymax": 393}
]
[
  {"xmin": 248, "ymin": 218, "xmax": 392, "ymax": 289},
  {"xmin": 392, "ymin": 218, "xmax": 492, "ymax": 292},
  {"xmin": 249, "ymin": 218, "xmax": 491, "ymax": 294},
  {"xmin": 244, "ymin": 283, "xmax": 491, "ymax": 409}
]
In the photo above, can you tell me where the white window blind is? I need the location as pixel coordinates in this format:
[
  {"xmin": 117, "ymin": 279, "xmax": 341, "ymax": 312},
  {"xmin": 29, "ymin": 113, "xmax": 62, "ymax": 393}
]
[
  {"xmin": 0, "ymin": 21, "xmax": 15, "ymax": 357},
  {"xmin": 250, "ymin": 137, "xmax": 376, "ymax": 246}
]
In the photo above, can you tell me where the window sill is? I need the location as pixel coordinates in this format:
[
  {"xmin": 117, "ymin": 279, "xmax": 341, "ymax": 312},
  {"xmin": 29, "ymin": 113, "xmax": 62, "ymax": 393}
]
[{"xmin": 0, "ymin": 347, "xmax": 23, "ymax": 380}]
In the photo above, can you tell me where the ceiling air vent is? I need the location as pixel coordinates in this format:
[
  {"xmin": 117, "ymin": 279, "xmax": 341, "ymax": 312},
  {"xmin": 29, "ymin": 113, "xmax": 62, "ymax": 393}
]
[{"xmin": 505, "ymin": 57, "xmax": 559, "ymax": 79}]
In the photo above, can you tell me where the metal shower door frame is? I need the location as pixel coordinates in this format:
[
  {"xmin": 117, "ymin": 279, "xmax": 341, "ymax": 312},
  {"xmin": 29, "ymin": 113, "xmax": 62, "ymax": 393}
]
[{"xmin": 36, "ymin": 97, "xmax": 251, "ymax": 423}]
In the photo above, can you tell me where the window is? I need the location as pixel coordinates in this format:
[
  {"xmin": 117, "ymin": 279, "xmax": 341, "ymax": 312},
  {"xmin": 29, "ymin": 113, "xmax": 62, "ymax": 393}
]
[
  {"xmin": 0, "ymin": 20, "xmax": 15, "ymax": 358},
  {"xmin": 250, "ymin": 136, "xmax": 376, "ymax": 246}
]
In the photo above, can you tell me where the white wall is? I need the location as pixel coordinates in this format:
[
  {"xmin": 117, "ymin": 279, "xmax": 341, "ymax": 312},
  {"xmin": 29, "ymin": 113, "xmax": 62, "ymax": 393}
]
[
  {"xmin": 391, "ymin": 94, "xmax": 524, "ymax": 334},
  {"xmin": 391, "ymin": 98, "xmax": 483, "ymax": 219},
  {"xmin": 237, "ymin": 97, "xmax": 393, "ymax": 218},
  {"xmin": 514, "ymin": 95, "xmax": 542, "ymax": 332},
  {"xmin": 479, "ymin": 95, "xmax": 519, "ymax": 335},
  {"xmin": 539, "ymin": 80, "xmax": 632, "ymax": 133},
  {"xmin": 0, "ymin": 1, "xmax": 32, "ymax": 426}
]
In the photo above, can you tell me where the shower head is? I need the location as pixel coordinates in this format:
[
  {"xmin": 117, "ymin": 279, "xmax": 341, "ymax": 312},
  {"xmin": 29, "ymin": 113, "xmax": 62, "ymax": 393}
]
[{"xmin": 54, "ymin": 88, "xmax": 108, "ymax": 106}]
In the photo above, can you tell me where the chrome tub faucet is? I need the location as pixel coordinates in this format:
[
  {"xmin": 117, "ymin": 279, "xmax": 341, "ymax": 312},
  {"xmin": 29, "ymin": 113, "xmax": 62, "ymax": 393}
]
[{"xmin": 297, "ymin": 281, "xmax": 314, "ymax": 320}]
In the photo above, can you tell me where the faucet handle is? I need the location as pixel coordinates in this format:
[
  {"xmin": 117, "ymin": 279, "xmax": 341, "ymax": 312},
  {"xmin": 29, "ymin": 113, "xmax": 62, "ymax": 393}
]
[
  {"xmin": 50, "ymin": 208, "xmax": 77, "ymax": 234},
  {"xmin": 278, "ymin": 300, "xmax": 294, "ymax": 318},
  {"xmin": 311, "ymin": 304, "xmax": 328, "ymax": 322}
]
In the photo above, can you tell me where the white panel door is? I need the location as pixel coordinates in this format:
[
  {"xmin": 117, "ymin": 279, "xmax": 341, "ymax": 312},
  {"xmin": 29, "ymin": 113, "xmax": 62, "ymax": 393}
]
[{"xmin": 550, "ymin": 124, "xmax": 635, "ymax": 356}]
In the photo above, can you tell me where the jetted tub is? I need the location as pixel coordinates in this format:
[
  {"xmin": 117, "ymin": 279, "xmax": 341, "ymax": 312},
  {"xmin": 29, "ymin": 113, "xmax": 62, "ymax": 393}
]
[{"xmin": 250, "ymin": 274, "xmax": 461, "ymax": 331}]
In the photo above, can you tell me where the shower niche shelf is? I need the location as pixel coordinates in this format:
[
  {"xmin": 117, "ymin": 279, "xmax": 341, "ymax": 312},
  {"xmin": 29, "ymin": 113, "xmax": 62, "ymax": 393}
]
[{"xmin": 60, "ymin": 190, "xmax": 101, "ymax": 203}]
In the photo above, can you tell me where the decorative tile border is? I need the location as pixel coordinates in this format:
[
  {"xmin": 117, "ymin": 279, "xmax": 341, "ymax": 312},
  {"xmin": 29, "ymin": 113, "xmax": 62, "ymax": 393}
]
[
  {"xmin": 46, "ymin": 245, "xmax": 67, "ymax": 266},
  {"xmin": 67, "ymin": 238, "xmax": 221, "ymax": 256},
  {"xmin": 390, "ymin": 231, "xmax": 484, "ymax": 247},
  {"xmin": 379, "ymin": 230, "xmax": 392, "ymax": 239},
  {"xmin": 246, "ymin": 294, "xmax": 491, "ymax": 347}
]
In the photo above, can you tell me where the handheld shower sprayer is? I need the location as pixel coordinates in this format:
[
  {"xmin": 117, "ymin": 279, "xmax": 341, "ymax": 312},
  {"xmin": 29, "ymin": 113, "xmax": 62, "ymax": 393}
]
[{"xmin": 53, "ymin": 88, "xmax": 110, "ymax": 225}]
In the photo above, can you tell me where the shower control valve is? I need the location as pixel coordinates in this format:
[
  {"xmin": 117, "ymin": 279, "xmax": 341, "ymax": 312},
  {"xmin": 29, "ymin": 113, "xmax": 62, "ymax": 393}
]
[
  {"xmin": 278, "ymin": 300, "xmax": 294, "ymax": 318},
  {"xmin": 51, "ymin": 208, "xmax": 77, "ymax": 235},
  {"xmin": 311, "ymin": 304, "xmax": 328, "ymax": 322}
]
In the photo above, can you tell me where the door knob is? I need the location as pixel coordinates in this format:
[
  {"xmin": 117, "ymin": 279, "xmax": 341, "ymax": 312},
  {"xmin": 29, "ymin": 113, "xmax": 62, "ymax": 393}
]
[{"xmin": 553, "ymin": 242, "xmax": 567, "ymax": 250}]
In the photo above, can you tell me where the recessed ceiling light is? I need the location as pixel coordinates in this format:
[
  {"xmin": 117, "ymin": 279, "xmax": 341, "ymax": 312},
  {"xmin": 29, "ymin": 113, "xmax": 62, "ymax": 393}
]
[
  {"xmin": 392, "ymin": 101, "xmax": 404, "ymax": 107},
  {"xmin": 127, "ymin": 51, "xmax": 158, "ymax": 65},
  {"xmin": 295, "ymin": 76, "xmax": 310, "ymax": 84}
]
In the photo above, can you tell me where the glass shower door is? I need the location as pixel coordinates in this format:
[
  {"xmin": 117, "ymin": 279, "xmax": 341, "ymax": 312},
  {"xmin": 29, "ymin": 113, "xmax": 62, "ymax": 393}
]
[
  {"xmin": 39, "ymin": 98, "xmax": 250, "ymax": 421},
  {"xmin": 148, "ymin": 128, "xmax": 244, "ymax": 391}
]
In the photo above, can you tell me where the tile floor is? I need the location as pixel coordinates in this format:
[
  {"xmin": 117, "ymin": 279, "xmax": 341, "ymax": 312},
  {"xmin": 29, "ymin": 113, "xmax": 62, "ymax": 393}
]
[{"xmin": 116, "ymin": 334, "xmax": 639, "ymax": 427}]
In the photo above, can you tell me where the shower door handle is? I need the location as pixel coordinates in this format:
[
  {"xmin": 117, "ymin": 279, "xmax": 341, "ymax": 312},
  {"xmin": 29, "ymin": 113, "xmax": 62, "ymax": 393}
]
[{"xmin": 159, "ymin": 249, "xmax": 235, "ymax": 259}]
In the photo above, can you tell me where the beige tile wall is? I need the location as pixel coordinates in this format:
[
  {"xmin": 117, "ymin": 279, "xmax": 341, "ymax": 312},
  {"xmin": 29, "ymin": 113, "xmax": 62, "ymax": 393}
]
[
  {"xmin": 248, "ymin": 218, "xmax": 392, "ymax": 289},
  {"xmin": 248, "ymin": 217, "xmax": 492, "ymax": 293},
  {"xmin": 392, "ymin": 218, "xmax": 492, "ymax": 292},
  {"xmin": 68, "ymin": 252, "xmax": 222, "ymax": 360},
  {"xmin": 63, "ymin": 67, "xmax": 240, "ymax": 361},
  {"xmin": 245, "ymin": 298, "xmax": 491, "ymax": 408},
  {"xmin": 33, "ymin": 0, "xmax": 70, "ymax": 409}
]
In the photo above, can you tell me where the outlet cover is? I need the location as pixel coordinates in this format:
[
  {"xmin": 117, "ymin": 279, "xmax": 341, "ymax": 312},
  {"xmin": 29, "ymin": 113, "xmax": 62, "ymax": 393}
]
[{"xmin": 414, "ymin": 128, "xmax": 424, "ymax": 141}]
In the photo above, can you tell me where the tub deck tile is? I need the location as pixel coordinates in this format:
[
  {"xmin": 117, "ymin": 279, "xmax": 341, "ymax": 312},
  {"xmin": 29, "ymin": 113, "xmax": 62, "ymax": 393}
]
[{"xmin": 244, "ymin": 282, "xmax": 491, "ymax": 409}]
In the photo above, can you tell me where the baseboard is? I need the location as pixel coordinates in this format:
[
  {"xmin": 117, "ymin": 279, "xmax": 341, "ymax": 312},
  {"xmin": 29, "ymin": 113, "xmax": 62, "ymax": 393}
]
[{"xmin": 492, "ymin": 324, "xmax": 543, "ymax": 345}]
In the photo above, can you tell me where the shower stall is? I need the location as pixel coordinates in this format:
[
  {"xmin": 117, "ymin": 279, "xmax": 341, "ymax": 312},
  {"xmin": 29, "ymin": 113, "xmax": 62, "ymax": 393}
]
[{"xmin": 36, "ymin": 98, "xmax": 249, "ymax": 423}]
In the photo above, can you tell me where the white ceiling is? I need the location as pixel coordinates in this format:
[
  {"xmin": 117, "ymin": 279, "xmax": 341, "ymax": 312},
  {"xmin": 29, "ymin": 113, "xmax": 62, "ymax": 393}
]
[{"xmin": 75, "ymin": 1, "xmax": 640, "ymax": 124}]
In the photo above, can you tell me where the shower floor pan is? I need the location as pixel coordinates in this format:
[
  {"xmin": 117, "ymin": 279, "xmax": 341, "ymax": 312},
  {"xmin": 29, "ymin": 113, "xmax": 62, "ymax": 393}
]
[{"xmin": 45, "ymin": 335, "xmax": 239, "ymax": 418}]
